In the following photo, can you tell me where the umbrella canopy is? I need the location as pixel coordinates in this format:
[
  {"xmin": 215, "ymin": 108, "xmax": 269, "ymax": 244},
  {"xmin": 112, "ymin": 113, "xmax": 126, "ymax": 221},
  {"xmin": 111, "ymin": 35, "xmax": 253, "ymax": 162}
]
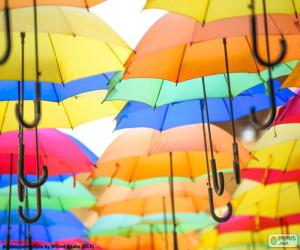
[
  {"xmin": 0, "ymin": 209, "xmax": 84, "ymax": 228},
  {"xmin": 106, "ymin": 63, "xmax": 295, "ymax": 107},
  {"xmin": 92, "ymin": 125, "xmax": 250, "ymax": 182},
  {"xmin": 115, "ymin": 81, "xmax": 294, "ymax": 131},
  {"xmin": 91, "ymin": 232, "xmax": 199, "ymax": 250},
  {"xmin": 0, "ymin": 0, "xmax": 104, "ymax": 8},
  {"xmin": 0, "ymin": 6, "xmax": 127, "ymax": 46},
  {"xmin": 0, "ymin": 73, "xmax": 114, "ymax": 102},
  {"xmin": 281, "ymin": 62, "xmax": 300, "ymax": 88},
  {"xmin": 218, "ymin": 214, "xmax": 300, "ymax": 234},
  {"xmin": 90, "ymin": 212, "xmax": 215, "ymax": 237},
  {"xmin": 274, "ymin": 92, "xmax": 300, "ymax": 126},
  {"xmin": 0, "ymin": 32, "xmax": 130, "ymax": 83},
  {"xmin": 96, "ymin": 181, "xmax": 231, "ymax": 207},
  {"xmin": 94, "ymin": 195, "xmax": 229, "ymax": 217},
  {"xmin": 144, "ymin": 1, "xmax": 300, "ymax": 23},
  {"xmin": 0, "ymin": 94, "xmax": 124, "ymax": 133},
  {"xmin": 0, "ymin": 129, "xmax": 95, "ymax": 176},
  {"xmin": 233, "ymin": 181, "xmax": 300, "ymax": 218},
  {"xmin": 0, "ymin": 178, "xmax": 95, "ymax": 210}
]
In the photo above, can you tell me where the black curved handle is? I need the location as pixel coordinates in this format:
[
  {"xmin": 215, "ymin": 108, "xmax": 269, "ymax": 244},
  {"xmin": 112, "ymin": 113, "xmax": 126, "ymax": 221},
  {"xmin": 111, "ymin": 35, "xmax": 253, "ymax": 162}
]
[
  {"xmin": 250, "ymin": 78, "xmax": 277, "ymax": 129},
  {"xmin": 18, "ymin": 180, "xmax": 25, "ymax": 202},
  {"xmin": 249, "ymin": 0, "xmax": 286, "ymax": 67},
  {"xmin": 210, "ymin": 159, "xmax": 225, "ymax": 196},
  {"xmin": 18, "ymin": 142, "xmax": 48, "ymax": 188},
  {"xmin": 233, "ymin": 143, "xmax": 241, "ymax": 184},
  {"xmin": 18, "ymin": 188, "xmax": 42, "ymax": 223},
  {"xmin": 15, "ymin": 81, "xmax": 41, "ymax": 128},
  {"xmin": 0, "ymin": 0, "xmax": 11, "ymax": 64},
  {"xmin": 208, "ymin": 187, "xmax": 232, "ymax": 223}
]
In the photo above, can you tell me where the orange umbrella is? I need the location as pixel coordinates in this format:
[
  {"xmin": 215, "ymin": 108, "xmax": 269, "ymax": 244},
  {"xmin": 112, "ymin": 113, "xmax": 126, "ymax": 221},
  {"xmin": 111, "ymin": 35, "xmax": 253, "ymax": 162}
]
[
  {"xmin": 90, "ymin": 232, "xmax": 199, "ymax": 250},
  {"xmin": 96, "ymin": 181, "xmax": 231, "ymax": 209}
]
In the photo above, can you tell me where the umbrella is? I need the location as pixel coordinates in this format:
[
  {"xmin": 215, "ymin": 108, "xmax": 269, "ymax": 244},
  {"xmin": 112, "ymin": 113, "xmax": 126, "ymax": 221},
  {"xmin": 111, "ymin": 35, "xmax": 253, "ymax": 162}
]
[
  {"xmin": 106, "ymin": 62, "xmax": 296, "ymax": 107},
  {"xmin": 90, "ymin": 212, "xmax": 215, "ymax": 237},
  {"xmin": 281, "ymin": 62, "xmax": 300, "ymax": 88},
  {"xmin": 0, "ymin": 129, "xmax": 96, "ymax": 176},
  {"xmin": 0, "ymin": 177, "xmax": 96, "ymax": 211},
  {"xmin": 274, "ymin": 93, "xmax": 300, "ymax": 126},
  {"xmin": 144, "ymin": 0, "xmax": 300, "ymax": 23},
  {"xmin": 218, "ymin": 214, "xmax": 300, "ymax": 234},
  {"xmin": 115, "ymin": 81, "xmax": 294, "ymax": 131},
  {"xmin": 91, "ymin": 232, "xmax": 199, "ymax": 250},
  {"xmin": 0, "ymin": 73, "xmax": 114, "ymax": 102},
  {"xmin": 0, "ymin": 1, "xmax": 104, "ymax": 8},
  {"xmin": 233, "ymin": 181, "xmax": 300, "ymax": 218}
]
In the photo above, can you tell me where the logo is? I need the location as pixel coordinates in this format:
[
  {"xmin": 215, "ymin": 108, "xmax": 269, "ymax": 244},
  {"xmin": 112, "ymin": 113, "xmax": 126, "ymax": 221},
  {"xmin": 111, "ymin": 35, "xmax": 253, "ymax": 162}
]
[{"xmin": 269, "ymin": 234, "xmax": 298, "ymax": 248}]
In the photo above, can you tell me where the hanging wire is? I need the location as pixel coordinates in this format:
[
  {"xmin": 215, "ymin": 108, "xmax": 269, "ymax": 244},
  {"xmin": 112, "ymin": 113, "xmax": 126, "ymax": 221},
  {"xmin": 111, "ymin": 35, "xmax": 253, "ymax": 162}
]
[
  {"xmin": 201, "ymin": 77, "xmax": 225, "ymax": 196},
  {"xmin": 168, "ymin": 152, "xmax": 178, "ymax": 250},
  {"xmin": 222, "ymin": 38, "xmax": 241, "ymax": 184}
]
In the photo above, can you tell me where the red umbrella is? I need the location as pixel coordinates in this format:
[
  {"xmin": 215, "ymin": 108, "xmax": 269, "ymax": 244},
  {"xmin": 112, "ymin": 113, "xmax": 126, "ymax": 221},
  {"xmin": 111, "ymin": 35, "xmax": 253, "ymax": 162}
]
[{"xmin": 0, "ymin": 129, "xmax": 94, "ymax": 176}]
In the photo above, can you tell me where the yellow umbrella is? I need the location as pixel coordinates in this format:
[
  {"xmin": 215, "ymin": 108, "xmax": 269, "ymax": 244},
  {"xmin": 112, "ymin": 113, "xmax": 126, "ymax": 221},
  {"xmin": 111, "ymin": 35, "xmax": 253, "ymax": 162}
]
[
  {"xmin": 233, "ymin": 181, "xmax": 300, "ymax": 218},
  {"xmin": 0, "ymin": 93, "xmax": 124, "ymax": 133},
  {"xmin": 144, "ymin": 0, "xmax": 300, "ymax": 23},
  {"xmin": 0, "ymin": 6, "xmax": 129, "ymax": 47}
]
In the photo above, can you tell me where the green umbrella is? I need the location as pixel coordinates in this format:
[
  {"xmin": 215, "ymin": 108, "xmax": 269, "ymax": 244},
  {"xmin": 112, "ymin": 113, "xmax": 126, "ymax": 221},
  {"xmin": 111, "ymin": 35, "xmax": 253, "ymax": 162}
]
[
  {"xmin": 89, "ymin": 212, "xmax": 215, "ymax": 237},
  {"xmin": 0, "ymin": 177, "xmax": 95, "ymax": 211},
  {"xmin": 105, "ymin": 60, "xmax": 297, "ymax": 107}
]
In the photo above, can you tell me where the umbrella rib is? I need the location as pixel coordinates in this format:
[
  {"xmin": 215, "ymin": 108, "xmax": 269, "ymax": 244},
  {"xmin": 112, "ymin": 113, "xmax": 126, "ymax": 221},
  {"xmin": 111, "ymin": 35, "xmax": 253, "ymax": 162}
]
[
  {"xmin": 60, "ymin": 101, "xmax": 74, "ymax": 129},
  {"xmin": 175, "ymin": 44, "xmax": 188, "ymax": 83},
  {"xmin": 57, "ymin": 6, "xmax": 76, "ymax": 36},
  {"xmin": 201, "ymin": 0, "xmax": 211, "ymax": 26},
  {"xmin": 0, "ymin": 101, "xmax": 9, "ymax": 134},
  {"xmin": 47, "ymin": 33, "xmax": 65, "ymax": 84},
  {"xmin": 244, "ymin": 35, "xmax": 261, "ymax": 74},
  {"xmin": 158, "ymin": 102, "xmax": 170, "ymax": 131},
  {"xmin": 105, "ymin": 42, "xmax": 126, "ymax": 70},
  {"xmin": 153, "ymin": 79, "xmax": 164, "ymax": 108},
  {"xmin": 50, "ymin": 83, "xmax": 60, "ymax": 103}
]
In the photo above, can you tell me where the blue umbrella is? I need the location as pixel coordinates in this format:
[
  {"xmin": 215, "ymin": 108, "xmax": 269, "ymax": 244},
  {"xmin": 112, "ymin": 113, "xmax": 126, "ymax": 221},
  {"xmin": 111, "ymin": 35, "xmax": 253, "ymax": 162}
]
[
  {"xmin": 115, "ymin": 81, "xmax": 295, "ymax": 131},
  {"xmin": 0, "ymin": 73, "xmax": 114, "ymax": 102}
]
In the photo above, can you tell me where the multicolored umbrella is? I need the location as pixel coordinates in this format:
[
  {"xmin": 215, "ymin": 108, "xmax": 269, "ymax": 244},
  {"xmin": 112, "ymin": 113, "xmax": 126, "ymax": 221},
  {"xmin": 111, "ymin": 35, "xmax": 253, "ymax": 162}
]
[
  {"xmin": 105, "ymin": 63, "xmax": 296, "ymax": 107},
  {"xmin": 144, "ymin": 1, "xmax": 300, "ymax": 24},
  {"xmin": 0, "ymin": 178, "xmax": 95, "ymax": 210},
  {"xmin": 91, "ymin": 232, "xmax": 199, "ymax": 250},
  {"xmin": 233, "ymin": 180, "xmax": 300, "ymax": 218},
  {"xmin": 115, "ymin": 81, "xmax": 294, "ymax": 131},
  {"xmin": 90, "ymin": 212, "xmax": 215, "ymax": 237}
]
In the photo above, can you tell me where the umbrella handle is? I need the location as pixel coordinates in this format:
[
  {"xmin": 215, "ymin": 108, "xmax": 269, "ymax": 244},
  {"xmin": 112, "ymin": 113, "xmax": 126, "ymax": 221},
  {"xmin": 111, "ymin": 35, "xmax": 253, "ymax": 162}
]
[
  {"xmin": 208, "ymin": 187, "xmax": 232, "ymax": 223},
  {"xmin": 15, "ymin": 81, "xmax": 42, "ymax": 128},
  {"xmin": 210, "ymin": 159, "xmax": 225, "ymax": 196},
  {"xmin": 18, "ymin": 142, "xmax": 48, "ymax": 188},
  {"xmin": 250, "ymin": 77, "xmax": 277, "ymax": 129},
  {"xmin": 18, "ymin": 187, "xmax": 42, "ymax": 223},
  {"xmin": 233, "ymin": 143, "xmax": 241, "ymax": 184},
  {"xmin": 249, "ymin": 0, "xmax": 286, "ymax": 67},
  {"xmin": 0, "ymin": 0, "xmax": 11, "ymax": 64}
]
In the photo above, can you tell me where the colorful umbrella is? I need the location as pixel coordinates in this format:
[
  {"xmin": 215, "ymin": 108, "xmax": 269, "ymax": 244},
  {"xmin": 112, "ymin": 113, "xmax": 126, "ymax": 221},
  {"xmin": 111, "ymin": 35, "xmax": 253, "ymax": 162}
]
[
  {"xmin": 91, "ymin": 232, "xmax": 199, "ymax": 250},
  {"xmin": 106, "ymin": 62, "xmax": 296, "ymax": 107},
  {"xmin": 90, "ymin": 212, "xmax": 214, "ymax": 237},
  {"xmin": 233, "ymin": 181, "xmax": 300, "ymax": 218},
  {"xmin": 0, "ymin": 73, "xmax": 114, "ymax": 102},
  {"xmin": 274, "ymin": 93, "xmax": 300, "ymax": 126},
  {"xmin": 144, "ymin": 0, "xmax": 300, "ymax": 23},
  {"xmin": 0, "ymin": 129, "xmax": 95, "ymax": 176},
  {"xmin": 0, "ymin": 178, "xmax": 96, "ymax": 210},
  {"xmin": 115, "ymin": 81, "xmax": 294, "ymax": 131}
]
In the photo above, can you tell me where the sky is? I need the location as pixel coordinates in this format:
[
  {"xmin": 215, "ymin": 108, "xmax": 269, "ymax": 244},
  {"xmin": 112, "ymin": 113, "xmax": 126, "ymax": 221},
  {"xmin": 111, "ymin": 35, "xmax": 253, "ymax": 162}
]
[{"xmin": 60, "ymin": 0, "xmax": 165, "ymax": 156}]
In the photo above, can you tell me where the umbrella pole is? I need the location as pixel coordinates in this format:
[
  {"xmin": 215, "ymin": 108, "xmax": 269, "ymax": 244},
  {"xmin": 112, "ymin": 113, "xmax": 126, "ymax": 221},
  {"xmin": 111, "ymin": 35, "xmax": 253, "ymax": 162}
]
[
  {"xmin": 199, "ymin": 100, "xmax": 232, "ymax": 223},
  {"xmin": 168, "ymin": 152, "xmax": 178, "ymax": 250},
  {"xmin": 222, "ymin": 38, "xmax": 240, "ymax": 184},
  {"xmin": 25, "ymin": 189, "xmax": 32, "ymax": 250},
  {"xmin": 249, "ymin": 0, "xmax": 286, "ymax": 129},
  {"xmin": 150, "ymin": 224, "xmax": 155, "ymax": 250},
  {"xmin": 201, "ymin": 78, "xmax": 225, "ymax": 196},
  {"xmin": 6, "ymin": 154, "xmax": 13, "ymax": 250},
  {"xmin": 162, "ymin": 197, "xmax": 169, "ymax": 250}
]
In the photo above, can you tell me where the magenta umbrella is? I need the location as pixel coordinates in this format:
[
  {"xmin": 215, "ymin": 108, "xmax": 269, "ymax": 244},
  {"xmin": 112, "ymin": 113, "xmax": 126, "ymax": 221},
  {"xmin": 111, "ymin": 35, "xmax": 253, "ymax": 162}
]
[{"xmin": 0, "ymin": 129, "xmax": 94, "ymax": 176}]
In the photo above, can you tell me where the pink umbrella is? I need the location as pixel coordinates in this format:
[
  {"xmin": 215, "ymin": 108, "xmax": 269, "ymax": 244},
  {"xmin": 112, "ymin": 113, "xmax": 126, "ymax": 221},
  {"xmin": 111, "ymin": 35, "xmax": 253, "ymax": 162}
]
[
  {"xmin": 274, "ymin": 91, "xmax": 300, "ymax": 125},
  {"xmin": 218, "ymin": 214, "xmax": 300, "ymax": 234},
  {"xmin": 241, "ymin": 168, "xmax": 300, "ymax": 184},
  {"xmin": 0, "ymin": 129, "xmax": 94, "ymax": 176}
]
